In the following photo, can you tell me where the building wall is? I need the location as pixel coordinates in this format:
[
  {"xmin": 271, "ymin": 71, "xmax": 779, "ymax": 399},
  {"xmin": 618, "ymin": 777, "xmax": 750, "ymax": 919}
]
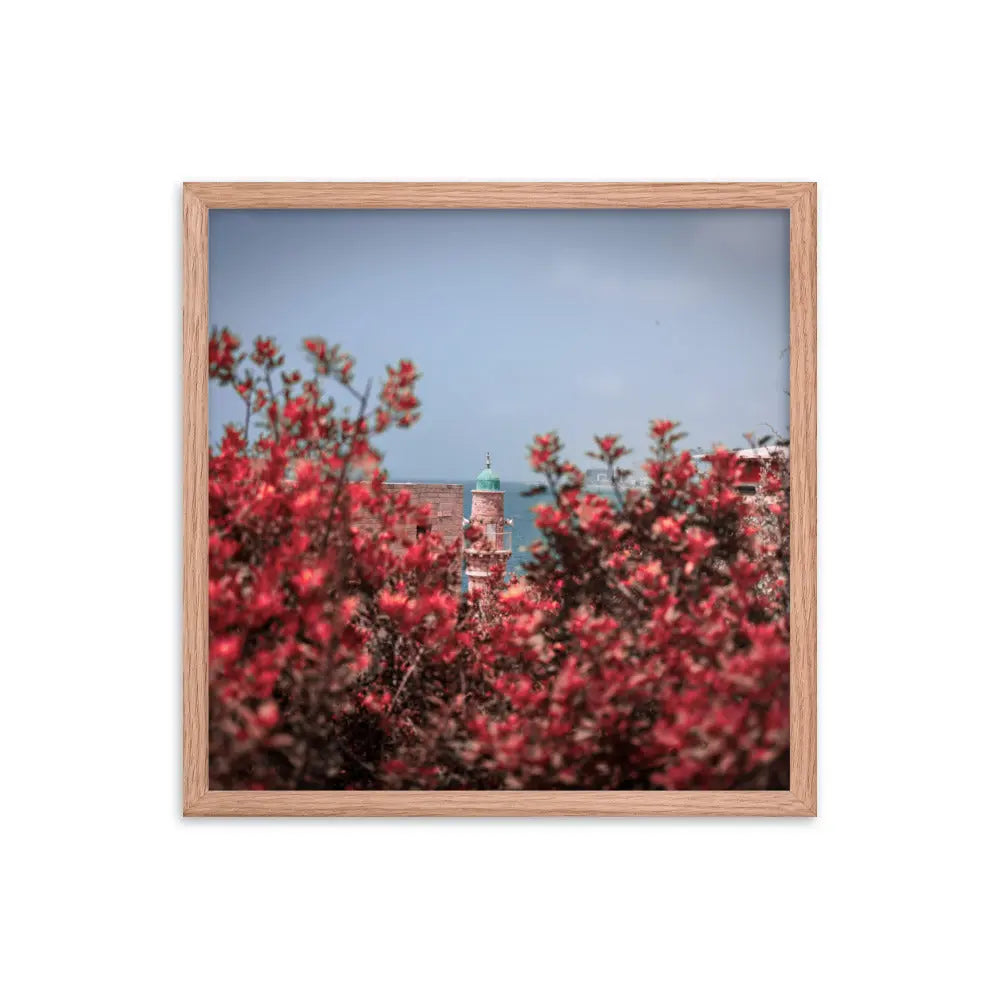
[
  {"xmin": 350, "ymin": 482, "xmax": 465, "ymax": 590},
  {"xmin": 351, "ymin": 482, "xmax": 464, "ymax": 544},
  {"xmin": 351, "ymin": 483, "xmax": 516, "ymax": 594},
  {"xmin": 386, "ymin": 483, "xmax": 464, "ymax": 546}
]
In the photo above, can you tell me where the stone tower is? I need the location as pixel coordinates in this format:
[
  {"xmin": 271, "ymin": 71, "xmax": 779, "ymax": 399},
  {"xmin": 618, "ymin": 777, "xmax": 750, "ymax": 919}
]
[{"xmin": 464, "ymin": 452, "xmax": 512, "ymax": 594}]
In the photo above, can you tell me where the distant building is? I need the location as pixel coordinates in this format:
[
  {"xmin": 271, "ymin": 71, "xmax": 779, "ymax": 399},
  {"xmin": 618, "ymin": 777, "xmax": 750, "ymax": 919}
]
[
  {"xmin": 463, "ymin": 452, "xmax": 512, "ymax": 594},
  {"xmin": 584, "ymin": 467, "xmax": 652, "ymax": 491},
  {"xmin": 583, "ymin": 445, "xmax": 789, "ymax": 497},
  {"xmin": 584, "ymin": 467, "xmax": 614, "ymax": 490},
  {"xmin": 352, "ymin": 482, "xmax": 465, "ymax": 590},
  {"xmin": 378, "ymin": 482, "xmax": 465, "ymax": 543},
  {"xmin": 694, "ymin": 445, "xmax": 789, "ymax": 495},
  {"xmin": 351, "ymin": 456, "xmax": 514, "ymax": 595}
]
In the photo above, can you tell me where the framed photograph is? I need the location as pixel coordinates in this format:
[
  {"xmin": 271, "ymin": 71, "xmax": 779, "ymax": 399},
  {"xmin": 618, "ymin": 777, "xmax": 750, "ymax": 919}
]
[{"xmin": 183, "ymin": 183, "xmax": 816, "ymax": 816}]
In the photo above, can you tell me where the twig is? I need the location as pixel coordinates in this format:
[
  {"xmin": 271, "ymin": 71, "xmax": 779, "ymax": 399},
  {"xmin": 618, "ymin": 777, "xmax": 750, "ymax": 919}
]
[
  {"xmin": 264, "ymin": 369, "xmax": 280, "ymax": 439},
  {"xmin": 320, "ymin": 376, "xmax": 373, "ymax": 553},
  {"xmin": 390, "ymin": 658, "xmax": 421, "ymax": 710}
]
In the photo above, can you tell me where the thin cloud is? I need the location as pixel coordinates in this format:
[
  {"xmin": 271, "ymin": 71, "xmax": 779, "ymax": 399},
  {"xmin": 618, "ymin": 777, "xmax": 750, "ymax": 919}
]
[
  {"xmin": 549, "ymin": 259, "xmax": 706, "ymax": 308},
  {"xmin": 575, "ymin": 369, "xmax": 627, "ymax": 400}
]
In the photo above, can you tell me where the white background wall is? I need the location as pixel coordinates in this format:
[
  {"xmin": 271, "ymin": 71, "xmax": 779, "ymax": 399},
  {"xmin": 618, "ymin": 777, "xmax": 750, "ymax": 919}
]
[{"xmin": 3, "ymin": 3, "xmax": 996, "ymax": 997}]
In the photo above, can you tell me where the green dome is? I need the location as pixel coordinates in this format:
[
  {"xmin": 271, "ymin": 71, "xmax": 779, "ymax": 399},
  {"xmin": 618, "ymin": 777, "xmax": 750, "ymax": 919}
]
[{"xmin": 475, "ymin": 452, "xmax": 501, "ymax": 491}]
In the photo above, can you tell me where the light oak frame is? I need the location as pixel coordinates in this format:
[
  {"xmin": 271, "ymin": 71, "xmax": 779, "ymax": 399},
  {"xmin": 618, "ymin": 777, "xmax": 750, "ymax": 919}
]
[{"xmin": 183, "ymin": 183, "xmax": 817, "ymax": 816}]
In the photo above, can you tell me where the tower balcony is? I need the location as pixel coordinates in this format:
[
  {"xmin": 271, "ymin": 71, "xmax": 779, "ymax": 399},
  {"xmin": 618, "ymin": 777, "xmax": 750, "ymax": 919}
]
[{"xmin": 465, "ymin": 527, "xmax": 512, "ymax": 556}]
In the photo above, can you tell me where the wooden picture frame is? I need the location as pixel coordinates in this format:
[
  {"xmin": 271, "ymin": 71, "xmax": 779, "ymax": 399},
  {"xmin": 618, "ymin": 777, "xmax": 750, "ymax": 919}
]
[{"xmin": 183, "ymin": 182, "xmax": 816, "ymax": 816}]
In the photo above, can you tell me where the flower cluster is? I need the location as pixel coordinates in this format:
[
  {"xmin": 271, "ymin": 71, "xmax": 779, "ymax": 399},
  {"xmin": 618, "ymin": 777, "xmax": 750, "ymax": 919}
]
[{"xmin": 208, "ymin": 330, "xmax": 790, "ymax": 791}]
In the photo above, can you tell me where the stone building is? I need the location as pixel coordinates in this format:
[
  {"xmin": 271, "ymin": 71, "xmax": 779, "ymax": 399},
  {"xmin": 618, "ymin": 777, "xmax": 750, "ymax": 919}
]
[
  {"xmin": 351, "ymin": 457, "xmax": 513, "ymax": 595},
  {"xmin": 463, "ymin": 453, "xmax": 512, "ymax": 594},
  {"xmin": 349, "ymin": 481, "xmax": 464, "ymax": 590},
  {"xmin": 379, "ymin": 482, "xmax": 465, "ymax": 548},
  {"xmin": 728, "ymin": 445, "xmax": 790, "ymax": 496}
]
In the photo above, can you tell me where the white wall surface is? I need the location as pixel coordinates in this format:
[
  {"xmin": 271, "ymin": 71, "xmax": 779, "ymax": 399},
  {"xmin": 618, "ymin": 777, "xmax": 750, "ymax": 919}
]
[{"xmin": 3, "ymin": 3, "xmax": 996, "ymax": 998}]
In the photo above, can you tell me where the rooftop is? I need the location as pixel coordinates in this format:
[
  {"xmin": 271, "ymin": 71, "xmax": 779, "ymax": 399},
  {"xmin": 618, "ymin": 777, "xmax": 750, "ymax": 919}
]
[{"xmin": 474, "ymin": 451, "xmax": 501, "ymax": 491}]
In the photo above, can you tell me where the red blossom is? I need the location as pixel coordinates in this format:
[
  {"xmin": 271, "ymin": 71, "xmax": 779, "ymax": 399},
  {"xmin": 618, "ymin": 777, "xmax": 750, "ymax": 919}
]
[{"xmin": 256, "ymin": 701, "xmax": 280, "ymax": 728}]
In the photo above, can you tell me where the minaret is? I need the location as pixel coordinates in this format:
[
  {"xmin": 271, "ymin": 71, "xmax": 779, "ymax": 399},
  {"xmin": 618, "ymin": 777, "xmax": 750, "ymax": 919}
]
[{"xmin": 464, "ymin": 452, "xmax": 512, "ymax": 594}]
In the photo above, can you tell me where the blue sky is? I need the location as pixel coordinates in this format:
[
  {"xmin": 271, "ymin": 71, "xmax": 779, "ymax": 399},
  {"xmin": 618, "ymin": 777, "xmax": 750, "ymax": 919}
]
[{"xmin": 209, "ymin": 209, "xmax": 789, "ymax": 481}]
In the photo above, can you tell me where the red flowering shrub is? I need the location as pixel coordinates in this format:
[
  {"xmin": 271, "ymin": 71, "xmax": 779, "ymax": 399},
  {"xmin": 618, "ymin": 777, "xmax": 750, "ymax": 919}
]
[
  {"xmin": 209, "ymin": 330, "xmax": 789, "ymax": 790},
  {"xmin": 209, "ymin": 330, "xmax": 470, "ymax": 788}
]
